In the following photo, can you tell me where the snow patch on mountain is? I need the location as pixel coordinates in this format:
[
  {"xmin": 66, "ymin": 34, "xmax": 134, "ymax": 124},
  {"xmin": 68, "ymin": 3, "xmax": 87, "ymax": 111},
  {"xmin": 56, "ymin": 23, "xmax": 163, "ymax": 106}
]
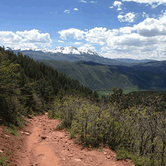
[{"xmin": 5, "ymin": 46, "xmax": 99, "ymax": 56}]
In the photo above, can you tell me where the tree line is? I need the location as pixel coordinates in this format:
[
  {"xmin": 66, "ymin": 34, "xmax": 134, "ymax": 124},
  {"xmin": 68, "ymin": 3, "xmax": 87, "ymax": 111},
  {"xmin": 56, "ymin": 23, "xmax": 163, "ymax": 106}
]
[{"xmin": 0, "ymin": 46, "xmax": 99, "ymax": 126}]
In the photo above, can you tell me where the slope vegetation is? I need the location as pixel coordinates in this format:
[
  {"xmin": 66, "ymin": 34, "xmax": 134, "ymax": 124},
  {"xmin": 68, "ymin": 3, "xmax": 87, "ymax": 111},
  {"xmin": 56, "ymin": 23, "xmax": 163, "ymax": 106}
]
[{"xmin": 36, "ymin": 60, "xmax": 166, "ymax": 91}]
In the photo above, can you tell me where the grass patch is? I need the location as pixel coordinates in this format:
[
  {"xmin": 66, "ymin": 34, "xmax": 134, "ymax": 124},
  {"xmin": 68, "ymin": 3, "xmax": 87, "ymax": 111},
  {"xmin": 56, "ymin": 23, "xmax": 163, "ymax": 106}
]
[
  {"xmin": 116, "ymin": 147, "xmax": 132, "ymax": 160},
  {"xmin": 99, "ymin": 147, "xmax": 103, "ymax": 152},
  {"xmin": 4, "ymin": 124, "xmax": 18, "ymax": 136},
  {"xmin": 56, "ymin": 121, "xmax": 66, "ymax": 130},
  {"xmin": 116, "ymin": 147, "xmax": 152, "ymax": 166},
  {"xmin": 0, "ymin": 155, "xmax": 9, "ymax": 166}
]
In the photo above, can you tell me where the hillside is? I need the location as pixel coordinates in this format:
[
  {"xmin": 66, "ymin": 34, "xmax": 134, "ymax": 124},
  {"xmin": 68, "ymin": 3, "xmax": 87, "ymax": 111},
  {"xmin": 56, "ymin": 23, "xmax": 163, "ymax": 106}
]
[
  {"xmin": 0, "ymin": 46, "xmax": 99, "ymax": 126},
  {"xmin": 36, "ymin": 59, "xmax": 166, "ymax": 91}
]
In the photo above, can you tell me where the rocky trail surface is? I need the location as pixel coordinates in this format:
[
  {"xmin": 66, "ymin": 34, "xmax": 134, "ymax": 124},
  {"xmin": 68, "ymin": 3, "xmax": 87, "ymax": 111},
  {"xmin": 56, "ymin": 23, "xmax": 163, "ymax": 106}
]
[{"xmin": 0, "ymin": 112, "xmax": 135, "ymax": 166}]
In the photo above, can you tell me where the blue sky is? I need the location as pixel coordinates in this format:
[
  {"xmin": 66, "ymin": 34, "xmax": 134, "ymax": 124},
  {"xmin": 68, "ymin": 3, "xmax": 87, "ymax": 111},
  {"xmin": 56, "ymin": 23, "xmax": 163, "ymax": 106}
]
[{"xmin": 1, "ymin": 0, "xmax": 166, "ymax": 60}]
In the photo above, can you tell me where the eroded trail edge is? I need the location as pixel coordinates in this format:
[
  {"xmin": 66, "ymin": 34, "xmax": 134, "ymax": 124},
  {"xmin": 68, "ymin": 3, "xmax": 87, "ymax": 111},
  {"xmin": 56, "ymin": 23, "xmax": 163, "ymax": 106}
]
[{"xmin": 17, "ymin": 113, "xmax": 134, "ymax": 166}]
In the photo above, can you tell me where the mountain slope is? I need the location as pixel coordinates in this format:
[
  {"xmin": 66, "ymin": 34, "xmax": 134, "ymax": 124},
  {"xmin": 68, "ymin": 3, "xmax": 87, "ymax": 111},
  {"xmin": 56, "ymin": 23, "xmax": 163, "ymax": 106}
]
[
  {"xmin": 5, "ymin": 46, "xmax": 166, "ymax": 91},
  {"xmin": 5, "ymin": 46, "xmax": 156, "ymax": 67},
  {"xmin": 36, "ymin": 60, "xmax": 166, "ymax": 91}
]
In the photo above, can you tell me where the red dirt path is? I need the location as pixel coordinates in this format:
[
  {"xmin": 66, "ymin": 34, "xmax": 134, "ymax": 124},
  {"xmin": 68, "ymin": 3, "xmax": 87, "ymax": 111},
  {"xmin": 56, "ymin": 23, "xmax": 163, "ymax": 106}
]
[{"xmin": 0, "ymin": 112, "xmax": 135, "ymax": 166}]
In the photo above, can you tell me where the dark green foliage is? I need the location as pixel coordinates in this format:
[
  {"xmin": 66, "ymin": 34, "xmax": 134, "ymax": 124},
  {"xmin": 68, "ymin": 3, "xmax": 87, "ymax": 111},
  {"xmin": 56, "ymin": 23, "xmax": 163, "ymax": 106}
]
[
  {"xmin": 16, "ymin": 50, "xmax": 99, "ymax": 103},
  {"xmin": 37, "ymin": 59, "xmax": 166, "ymax": 91},
  {"xmin": 0, "ymin": 47, "xmax": 44, "ymax": 126},
  {"xmin": 48, "ymin": 92, "xmax": 166, "ymax": 166},
  {"xmin": 0, "ymin": 46, "xmax": 98, "ymax": 127}
]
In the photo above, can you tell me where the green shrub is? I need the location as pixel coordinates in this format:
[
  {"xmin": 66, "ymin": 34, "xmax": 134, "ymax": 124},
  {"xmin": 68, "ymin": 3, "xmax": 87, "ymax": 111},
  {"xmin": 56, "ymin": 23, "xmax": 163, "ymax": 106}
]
[
  {"xmin": 0, "ymin": 156, "xmax": 9, "ymax": 166},
  {"xmin": 116, "ymin": 147, "xmax": 132, "ymax": 160},
  {"xmin": 4, "ymin": 124, "xmax": 18, "ymax": 136}
]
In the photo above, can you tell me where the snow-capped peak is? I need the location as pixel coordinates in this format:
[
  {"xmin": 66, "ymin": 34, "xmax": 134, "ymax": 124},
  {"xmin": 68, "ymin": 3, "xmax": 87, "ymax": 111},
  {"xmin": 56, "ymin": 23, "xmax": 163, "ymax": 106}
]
[
  {"xmin": 50, "ymin": 46, "xmax": 98, "ymax": 55},
  {"xmin": 52, "ymin": 46, "xmax": 80, "ymax": 54},
  {"xmin": 5, "ymin": 46, "xmax": 99, "ymax": 56}
]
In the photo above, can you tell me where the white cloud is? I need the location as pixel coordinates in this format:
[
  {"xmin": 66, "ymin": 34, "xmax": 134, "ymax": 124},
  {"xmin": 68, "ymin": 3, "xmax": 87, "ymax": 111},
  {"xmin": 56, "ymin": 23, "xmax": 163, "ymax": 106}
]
[
  {"xmin": 113, "ymin": 1, "xmax": 122, "ymax": 10},
  {"xmin": 74, "ymin": 42, "xmax": 82, "ymax": 45},
  {"xmin": 109, "ymin": 6, "xmax": 114, "ymax": 8},
  {"xmin": 16, "ymin": 29, "xmax": 52, "ymax": 44},
  {"xmin": 58, "ymin": 28, "xmax": 86, "ymax": 40},
  {"xmin": 119, "ymin": 26, "xmax": 134, "ymax": 34},
  {"xmin": 13, "ymin": 43, "xmax": 39, "ymax": 50},
  {"xmin": 0, "ymin": 31, "xmax": 22, "ymax": 44},
  {"xmin": 58, "ymin": 12, "xmax": 166, "ymax": 60},
  {"xmin": 104, "ymin": 12, "xmax": 166, "ymax": 59},
  {"xmin": 79, "ymin": 0, "xmax": 87, "ymax": 3},
  {"xmin": 122, "ymin": 0, "xmax": 166, "ymax": 8},
  {"xmin": 90, "ymin": 1, "xmax": 97, "ymax": 3},
  {"xmin": 64, "ymin": 10, "xmax": 70, "ymax": 13},
  {"xmin": 85, "ymin": 27, "xmax": 118, "ymax": 46},
  {"xmin": 113, "ymin": 1, "xmax": 122, "ymax": 6},
  {"xmin": 0, "ymin": 29, "xmax": 52, "ymax": 50},
  {"xmin": 135, "ymin": 15, "xmax": 166, "ymax": 37},
  {"xmin": 142, "ymin": 12, "xmax": 149, "ymax": 18},
  {"xmin": 118, "ymin": 12, "xmax": 136, "ymax": 23},
  {"xmin": 78, "ymin": 44, "xmax": 97, "ymax": 52},
  {"xmin": 50, "ymin": 11, "xmax": 56, "ymax": 14},
  {"xmin": 58, "ymin": 40, "xmax": 64, "ymax": 43},
  {"xmin": 74, "ymin": 8, "xmax": 78, "ymax": 11}
]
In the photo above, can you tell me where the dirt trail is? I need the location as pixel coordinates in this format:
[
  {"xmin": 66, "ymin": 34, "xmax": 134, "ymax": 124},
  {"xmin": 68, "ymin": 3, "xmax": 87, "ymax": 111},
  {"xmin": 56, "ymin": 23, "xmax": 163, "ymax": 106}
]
[{"xmin": 16, "ymin": 112, "xmax": 134, "ymax": 166}]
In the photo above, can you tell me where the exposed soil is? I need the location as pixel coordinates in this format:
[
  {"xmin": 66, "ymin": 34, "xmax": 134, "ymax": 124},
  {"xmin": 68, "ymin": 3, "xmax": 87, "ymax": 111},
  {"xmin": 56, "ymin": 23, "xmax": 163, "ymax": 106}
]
[{"xmin": 0, "ymin": 112, "xmax": 135, "ymax": 166}]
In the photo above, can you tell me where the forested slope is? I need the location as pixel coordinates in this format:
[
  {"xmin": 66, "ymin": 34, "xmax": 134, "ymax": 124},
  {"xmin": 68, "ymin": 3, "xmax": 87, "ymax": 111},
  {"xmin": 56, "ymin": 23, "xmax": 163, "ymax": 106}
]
[
  {"xmin": 36, "ymin": 59, "xmax": 166, "ymax": 91},
  {"xmin": 0, "ymin": 46, "xmax": 99, "ymax": 127}
]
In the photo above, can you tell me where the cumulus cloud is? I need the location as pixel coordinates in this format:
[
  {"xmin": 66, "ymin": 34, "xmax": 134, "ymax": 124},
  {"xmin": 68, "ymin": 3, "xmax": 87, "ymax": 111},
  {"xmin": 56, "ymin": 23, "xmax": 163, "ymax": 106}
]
[
  {"xmin": 85, "ymin": 27, "xmax": 118, "ymax": 45},
  {"xmin": 135, "ymin": 16, "xmax": 166, "ymax": 37},
  {"xmin": 109, "ymin": 6, "xmax": 114, "ymax": 8},
  {"xmin": 64, "ymin": 10, "xmax": 70, "ymax": 13},
  {"xmin": 90, "ymin": 1, "xmax": 97, "ymax": 3},
  {"xmin": 57, "ymin": 12, "xmax": 166, "ymax": 60},
  {"xmin": 119, "ymin": 26, "xmax": 134, "ymax": 34},
  {"xmin": 74, "ymin": 42, "xmax": 82, "ymax": 45},
  {"xmin": 58, "ymin": 28, "xmax": 86, "ymax": 40},
  {"xmin": 58, "ymin": 40, "xmax": 64, "ymax": 43},
  {"xmin": 113, "ymin": 1, "xmax": 122, "ymax": 10},
  {"xmin": 78, "ymin": 44, "xmax": 97, "ymax": 52},
  {"xmin": 118, "ymin": 12, "xmax": 136, "ymax": 23},
  {"xmin": 74, "ymin": 8, "xmax": 78, "ymax": 11},
  {"xmin": 50, "ymin": 11, "xmax": 56, "ymax": 14},
  {"xmin": 79, "ymin": 0, "xmax": 87, "ymax": 3},
  {"xmin": 0, "ymin": 31, "xmax": 22, "ymax": 44},
  {"xmin": 0, "ymin": 29, "xmax": 52, "ymax": 49},
  {"xmin": 142, "ymin": 12, "xmax": 149, "ymax": 18},
  {"xmin": 122, "ymin": 0, "xmax": 166, "ymax": 8},
  {"xmin": 16, "ymin": 29, "xmax": 52, "ymax": 44},
  {"xmin": 105, "ymin": 12, "xmax": 166, "ymax": 59}
]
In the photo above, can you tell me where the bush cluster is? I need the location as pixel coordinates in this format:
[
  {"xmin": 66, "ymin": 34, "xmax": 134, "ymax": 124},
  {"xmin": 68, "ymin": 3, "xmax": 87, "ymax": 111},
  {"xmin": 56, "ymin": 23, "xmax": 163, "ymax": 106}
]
[{"xmin": 49, "ymin": 94, "xmax": 166, "ymax": 166}]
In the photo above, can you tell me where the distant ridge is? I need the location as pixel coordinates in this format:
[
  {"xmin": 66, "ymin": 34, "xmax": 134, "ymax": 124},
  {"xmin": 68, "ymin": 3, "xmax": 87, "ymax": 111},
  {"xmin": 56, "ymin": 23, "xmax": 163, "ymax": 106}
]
[
  {"xmin": 114, "ymin": 58, "xmax": 157, "ymax": 63},
  {"xmin": 5, "ymin": 46, "xmax": 157, "ymax": 67},
  {"xmin": 5, "ymin": 46, "xmax": 99, "ymax": 55},
  {"xmin": 36, "ymin": 59, "xmax": 166, "ymax": 91}
]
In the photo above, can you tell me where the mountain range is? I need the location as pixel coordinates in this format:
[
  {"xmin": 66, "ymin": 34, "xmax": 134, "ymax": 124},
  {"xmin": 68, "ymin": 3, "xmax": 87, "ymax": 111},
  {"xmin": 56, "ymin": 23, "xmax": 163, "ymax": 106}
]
[
  {"xmin": 5, "ymin": 46, "xmax": 157, "ymax": 67},
  {"xmin": 5, "ymin": 46, "xmax": 166, "ymax": 91}
]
